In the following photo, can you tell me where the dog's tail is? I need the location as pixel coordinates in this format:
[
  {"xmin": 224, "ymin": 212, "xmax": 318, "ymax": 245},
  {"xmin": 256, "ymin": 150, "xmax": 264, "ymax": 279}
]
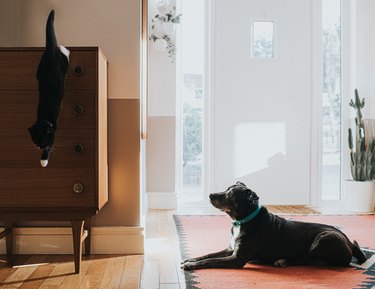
[{"xmin": 352, "ymin": 240, "xmax": 367, "ymax": 264}]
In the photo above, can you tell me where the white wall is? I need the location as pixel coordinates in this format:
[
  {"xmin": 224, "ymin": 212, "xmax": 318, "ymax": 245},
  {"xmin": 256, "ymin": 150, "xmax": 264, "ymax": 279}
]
[
  {"xmin": 148, "ymin": 1, "xmax": 176, "ymax": 117},
  {"xmin": 146, "ymin": 0, "xmax": 178, "ymax": 209}
]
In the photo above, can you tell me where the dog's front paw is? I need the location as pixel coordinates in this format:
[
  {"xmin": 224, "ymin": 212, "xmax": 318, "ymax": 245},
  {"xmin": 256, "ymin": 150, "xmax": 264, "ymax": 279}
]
[
  {"xmin": 274, "ymin": 259, "xmax": 288, "ymax": 268},
  {"xmin": 181, "ymin": 258, "xmax": 196, "ymax": 265},
  {"xmin": 180, "ymin": 261, "xmax": 196, "ymax": 270}
]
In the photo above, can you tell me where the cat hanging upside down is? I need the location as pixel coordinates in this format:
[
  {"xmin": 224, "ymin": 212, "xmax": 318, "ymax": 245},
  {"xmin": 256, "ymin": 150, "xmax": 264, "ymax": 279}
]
[{"xmin": 28, "ymin": 10, "xmax": 70, "ymax": 167}]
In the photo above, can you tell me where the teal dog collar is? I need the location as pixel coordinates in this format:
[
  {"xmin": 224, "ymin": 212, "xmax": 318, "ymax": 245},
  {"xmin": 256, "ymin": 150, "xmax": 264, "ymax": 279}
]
[{"xmin": 232, "ymin": 205, "xmax": 261, "ymax": 227}]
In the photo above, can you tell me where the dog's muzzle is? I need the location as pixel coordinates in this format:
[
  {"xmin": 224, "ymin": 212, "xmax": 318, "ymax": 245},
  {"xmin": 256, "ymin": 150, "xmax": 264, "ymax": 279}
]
[{"xmin": 209, "ymin": 193, "xmax": 226, "ymax": 209}]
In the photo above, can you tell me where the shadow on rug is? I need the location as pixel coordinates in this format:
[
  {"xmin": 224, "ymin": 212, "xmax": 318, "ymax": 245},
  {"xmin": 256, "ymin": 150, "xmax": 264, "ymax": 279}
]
[{"xmin": 174, "ymin": 214, "xmax": 375, "ymax": 289}]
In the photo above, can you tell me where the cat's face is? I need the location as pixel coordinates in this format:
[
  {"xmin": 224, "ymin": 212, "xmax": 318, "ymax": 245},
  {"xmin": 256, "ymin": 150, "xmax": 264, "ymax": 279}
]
[{"xmin": 28, "ymin": 120, "xmax": 55, "ymax": 149}]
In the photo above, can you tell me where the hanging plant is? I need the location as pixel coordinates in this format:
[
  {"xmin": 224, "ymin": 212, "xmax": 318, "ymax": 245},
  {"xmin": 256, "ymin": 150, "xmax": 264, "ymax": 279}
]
[{"xmin": 149, "ymin": 6, "xmax": 182, "ymax": 63}]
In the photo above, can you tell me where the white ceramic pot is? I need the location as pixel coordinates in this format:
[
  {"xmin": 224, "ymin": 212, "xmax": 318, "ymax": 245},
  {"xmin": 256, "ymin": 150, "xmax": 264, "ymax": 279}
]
[{"xmin": 343, "ymin": 180, "xmax": 375, "ymax": 213}]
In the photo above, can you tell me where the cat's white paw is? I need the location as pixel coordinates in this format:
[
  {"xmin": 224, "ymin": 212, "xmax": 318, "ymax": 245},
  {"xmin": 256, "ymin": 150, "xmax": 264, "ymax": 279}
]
[{"xmin": 40, "ymin": 159, "xmax": 48, "ymax": 167}]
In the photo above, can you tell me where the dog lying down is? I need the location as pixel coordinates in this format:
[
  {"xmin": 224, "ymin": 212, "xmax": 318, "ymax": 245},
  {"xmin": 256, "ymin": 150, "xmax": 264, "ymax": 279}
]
[{"xmin": 181, "ymin": 182, "xmax": 367, "ymax": 270}]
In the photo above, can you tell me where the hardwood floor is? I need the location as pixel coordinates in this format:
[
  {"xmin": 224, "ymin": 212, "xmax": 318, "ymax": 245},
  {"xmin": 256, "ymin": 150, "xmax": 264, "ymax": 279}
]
[
  {"xmin": 0, "ymin": 254, "xmax": 143, "ymax": 289},
  {"xmin": 0, "ymin": 210, "xmax": 182, "ymax": 289},
  {"xmin": 140, "ymin": 210, "xmax": 185, "ymax": 289}
]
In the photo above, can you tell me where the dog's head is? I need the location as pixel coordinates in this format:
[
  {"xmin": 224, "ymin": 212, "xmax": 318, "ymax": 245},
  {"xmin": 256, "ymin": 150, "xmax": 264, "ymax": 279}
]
[{"xmin": 209, "ymin": 181, "xmax": 259, "ymax": 220}]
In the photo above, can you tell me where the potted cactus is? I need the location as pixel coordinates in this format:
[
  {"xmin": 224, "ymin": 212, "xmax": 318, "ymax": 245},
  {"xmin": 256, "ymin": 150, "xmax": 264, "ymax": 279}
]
[{"xmin": 344, "ymin": 89, "xmax": 375, "ymax": 212}]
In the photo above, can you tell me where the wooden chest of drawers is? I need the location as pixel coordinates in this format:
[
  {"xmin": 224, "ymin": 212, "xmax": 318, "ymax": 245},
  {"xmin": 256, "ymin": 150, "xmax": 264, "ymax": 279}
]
[{"xmin": 0, "ymin": 47, "xmax": 108, "ymax": 273}]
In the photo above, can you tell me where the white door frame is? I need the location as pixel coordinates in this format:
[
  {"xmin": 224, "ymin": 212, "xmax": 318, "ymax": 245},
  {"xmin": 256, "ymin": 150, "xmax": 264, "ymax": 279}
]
[
  {"xmin": 204, "ymin": 0, "xmax": 215, "ymax": 206},
  {"xmin": 311, "ymin": 0, "xmax": 357, "ymax": 208}
]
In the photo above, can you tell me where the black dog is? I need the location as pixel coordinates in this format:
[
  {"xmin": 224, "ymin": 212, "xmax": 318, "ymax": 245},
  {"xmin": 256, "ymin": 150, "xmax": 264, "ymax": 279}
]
[{"xmin": 181, "ymin": 182, "xmax": 367, "ymax": 270}]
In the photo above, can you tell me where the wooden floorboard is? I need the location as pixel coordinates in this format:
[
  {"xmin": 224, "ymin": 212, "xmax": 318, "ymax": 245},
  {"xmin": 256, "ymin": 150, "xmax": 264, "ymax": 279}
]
[
  {"xmin": 0, "ymin": 254, "xmax": 143, "ymax": 289},
  {"xmin": 119, "ymin": 255, "xmax": 143, "ymax": 289},
  {"xmin": 140, "ymin": 260, "xmax": 159, "ymax": 289},
  {"xmin": 39, "ymin": 255, "xmax": 73, "ymax": 289},
  {"xmin": 140, "ymin": 210, "xmax": 184, "ymax": 289},
  {"xmin": 0, "ymin": 256, "xmax": 30, "ymax": 285},
  {"xmin": 18, "ymin": 263, "xmax": 55, "ymax": 289},
  {"xmin": 98, "ymin": 256, "xmax": 127, "ymax": 289}
]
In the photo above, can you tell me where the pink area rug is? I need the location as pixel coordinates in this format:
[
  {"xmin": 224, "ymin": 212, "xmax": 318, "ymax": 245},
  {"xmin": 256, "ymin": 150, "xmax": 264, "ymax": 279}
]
[{"xmin": 174, "ymin": 214, "xmax": 375, "ymax": 289}]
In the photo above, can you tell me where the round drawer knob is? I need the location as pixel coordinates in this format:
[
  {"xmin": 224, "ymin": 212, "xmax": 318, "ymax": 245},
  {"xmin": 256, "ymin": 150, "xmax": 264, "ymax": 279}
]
[
  {"xmin": 73, "ymin": 104, "xmax": 84, "ymax": 115},
  {"xmin": 73, "ymin": 144, "xmax": 84, "ymax": 153},
  {"xmin": 73, "ymin": 183, "xmax": 84, "ymax": 194},
  {"xmin": 73, "ymin": 65, "xmax": 84, "ymax": 75}
]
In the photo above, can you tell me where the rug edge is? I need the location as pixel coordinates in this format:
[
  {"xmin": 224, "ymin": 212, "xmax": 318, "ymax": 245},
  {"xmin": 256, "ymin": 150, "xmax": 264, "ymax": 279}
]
[{"xmin": 173, "ymin": 215, "xmax": 201, "ymax": 289}]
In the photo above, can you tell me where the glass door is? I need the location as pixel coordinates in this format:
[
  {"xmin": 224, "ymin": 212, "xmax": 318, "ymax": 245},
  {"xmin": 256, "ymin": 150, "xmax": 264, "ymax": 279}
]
[
  {"xmin": 321, "ymin": 0, "xmax": 342, "ymax": 201},
  {"xmin": 177, "ymin": 0, "xmax": 206, "ymax": 204}
]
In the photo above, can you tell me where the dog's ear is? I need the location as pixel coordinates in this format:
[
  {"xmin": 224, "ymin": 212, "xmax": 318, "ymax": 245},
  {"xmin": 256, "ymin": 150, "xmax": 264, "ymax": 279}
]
[
  {"xmin": 247, "ymin": 189, "xmax": 259, "ymax": 201},
  {"xmin": 236, "ymin": 181, "xmax": 247, "ymax": 187}
]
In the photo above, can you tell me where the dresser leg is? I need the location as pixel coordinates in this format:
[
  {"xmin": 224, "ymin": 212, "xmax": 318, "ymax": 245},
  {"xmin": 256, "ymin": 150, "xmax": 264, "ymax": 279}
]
[
  {"xmin": 71, "ymin": 221, "xmax": 84, "ymax": 274},
  {"xmin": 5, "ymin": 222, "xmax": 13, "ymax": 266},
  {"xmin": 84, "ymin": 217, "xmax": 92, "ymax": 256}
]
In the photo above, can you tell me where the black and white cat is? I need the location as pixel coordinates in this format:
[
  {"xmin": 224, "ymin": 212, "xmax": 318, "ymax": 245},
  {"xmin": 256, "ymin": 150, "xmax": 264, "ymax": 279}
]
[{"xmin": 28, "ymin": 10, "xmax": 70, "ymax": 167}]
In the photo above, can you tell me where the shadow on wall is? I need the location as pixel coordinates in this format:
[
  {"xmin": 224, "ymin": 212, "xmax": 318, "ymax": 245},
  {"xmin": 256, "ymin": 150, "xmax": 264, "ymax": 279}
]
[
  {"xmin": 215, "ymin": 118, "xmax": 310, "ymax": 205},
  {"xmin": 234, "ymin": 121, "xmax": 290, "ymax": 204},
  {"xmin": 239, "ymin": 152, "xmax": 291, "ymax": 204}
]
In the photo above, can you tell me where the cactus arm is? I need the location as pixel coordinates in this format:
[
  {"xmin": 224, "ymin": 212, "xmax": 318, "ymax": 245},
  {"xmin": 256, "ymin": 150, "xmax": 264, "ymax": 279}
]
[{"xmin": 348, "ymin": 128, "xmax": 353, "ymax": 150}]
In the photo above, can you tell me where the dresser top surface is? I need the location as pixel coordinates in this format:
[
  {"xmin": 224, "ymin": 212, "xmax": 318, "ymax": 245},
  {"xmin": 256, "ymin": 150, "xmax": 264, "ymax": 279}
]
[
  {"xmin": 0, "ymin": 46, "xmax": 99, "ymax": 51},
  {"xmin": 0, "ymin": 47, "xmax": 107, "ymax": 61}
]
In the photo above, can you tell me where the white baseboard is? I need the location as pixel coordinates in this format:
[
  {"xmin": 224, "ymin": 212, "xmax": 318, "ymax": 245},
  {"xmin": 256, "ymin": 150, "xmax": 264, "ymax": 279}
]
[
  {"xmin": 0, "ymin": 226, "xmax": 144, "ymax": 255},
  {"xmin": 147, "ymin": 192, "xmax": 177, "ymax": 209}
]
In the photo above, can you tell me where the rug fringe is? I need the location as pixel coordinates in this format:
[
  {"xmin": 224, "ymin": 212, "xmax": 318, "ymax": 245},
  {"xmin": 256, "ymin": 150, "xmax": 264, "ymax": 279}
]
[{"xmin": 173, "ymin": 215, "xmax": 201, "ymax": 289}]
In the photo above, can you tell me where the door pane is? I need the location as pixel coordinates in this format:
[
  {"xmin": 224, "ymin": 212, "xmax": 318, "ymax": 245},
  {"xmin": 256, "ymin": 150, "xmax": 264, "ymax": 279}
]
[
  {"xmin": 252, "ymin": 21, "xmax": 275, "ymax": 59},
  {"xmin": 180, "ymin": 0, "xmax": 205, "ymax": 202},
  {"xmin": 321, "ymin": 0, "xmax": 342, "ymax": 200}
]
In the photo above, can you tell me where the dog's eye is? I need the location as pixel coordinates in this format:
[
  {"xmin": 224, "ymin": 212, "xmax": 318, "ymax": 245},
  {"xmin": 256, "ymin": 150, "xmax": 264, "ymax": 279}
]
[{"xmin": 227, "ymin": 191, "xmax": 233, "ymax": 198}]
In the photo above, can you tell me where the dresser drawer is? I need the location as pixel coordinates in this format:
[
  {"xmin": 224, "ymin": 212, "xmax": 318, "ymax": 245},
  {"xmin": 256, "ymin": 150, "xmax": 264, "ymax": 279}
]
[
  {"xmin": 60, "ymin": 90, "xmax": 96, "ymax": 129},
  {"xmin": 66, "ymin": 51, "xmax": 96, "ymax": 90},
  {"xmin": 0, "ymin": 51, "xmax": 39, "ymax": 90},
  {"xmin": 0, "ymin": 168, "xmax": 96, "ymax": 208},
  {"xmin": 0, "ymin": 49, "xmax": 96, "ymax": 91},
  {"xmin": 0, "ymin": 90, "xmax": 96, "ymax": 130},
  {"xmin": 0, "ymin": 129, "xmax": 95, "ymax": 168}
]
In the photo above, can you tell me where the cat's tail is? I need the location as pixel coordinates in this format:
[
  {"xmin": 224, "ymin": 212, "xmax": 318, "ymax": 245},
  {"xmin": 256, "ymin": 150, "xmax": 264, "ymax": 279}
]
[
  {"xmin": 41, "ymin": 148, "xmax": 51, "ymax": 167},
  {"xmin": 46, "ymin": 10, "xmax": 57, "ymax": 54}
]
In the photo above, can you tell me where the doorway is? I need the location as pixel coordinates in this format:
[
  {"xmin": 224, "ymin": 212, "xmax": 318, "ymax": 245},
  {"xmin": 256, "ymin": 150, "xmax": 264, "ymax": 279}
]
[{"xmin": 176, "ymin": 0, "xmax": 345, "ymax": 207}]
